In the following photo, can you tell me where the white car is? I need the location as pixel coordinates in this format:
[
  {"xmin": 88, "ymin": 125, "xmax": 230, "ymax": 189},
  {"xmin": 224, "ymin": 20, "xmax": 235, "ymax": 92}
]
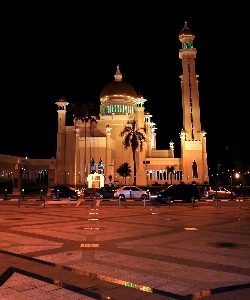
[{"xmin": 114, "ymin": 186, "xmax": 150, "ymax": 200}]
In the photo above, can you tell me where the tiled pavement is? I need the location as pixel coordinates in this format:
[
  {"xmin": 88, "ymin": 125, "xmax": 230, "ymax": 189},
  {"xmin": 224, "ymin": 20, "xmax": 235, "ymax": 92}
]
[{"xmin": 0, "ymin": 201, "xmax": 250, "ymax": 299}]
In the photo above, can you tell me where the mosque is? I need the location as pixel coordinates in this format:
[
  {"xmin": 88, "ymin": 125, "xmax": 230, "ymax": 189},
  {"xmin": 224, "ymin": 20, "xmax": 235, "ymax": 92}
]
[{"xmin": 0, "ymin": 22, "xmax": 208, "ymax": 192}]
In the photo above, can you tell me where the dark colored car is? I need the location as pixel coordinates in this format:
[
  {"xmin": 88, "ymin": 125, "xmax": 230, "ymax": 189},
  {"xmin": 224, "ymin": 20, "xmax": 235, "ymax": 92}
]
[
  {"xmin": 96, "ymin": 186, "xmax": 117, "ymax": 199},
  {"xmin": 51, "ymin": 185, "xmax": 78, "ymax": 200},
  {"xmin": 156, "ymin": 184, "xmax": 200, "ymax": 203}
]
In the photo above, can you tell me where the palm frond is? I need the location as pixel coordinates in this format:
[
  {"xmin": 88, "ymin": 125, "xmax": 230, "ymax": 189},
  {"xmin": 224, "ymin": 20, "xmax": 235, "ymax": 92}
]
[
  {"xmin": 123, "ymin": 134, "xmax": 131, "ymax": 148},
  {"xmin": 68, "ymin": 102, "xmax": 100, "ymax": 123}
]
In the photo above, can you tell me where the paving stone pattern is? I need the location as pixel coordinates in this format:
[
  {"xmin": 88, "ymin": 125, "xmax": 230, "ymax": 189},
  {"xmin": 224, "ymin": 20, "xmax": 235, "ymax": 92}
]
[{"xmin": 0, "ymin": 202, "xmax": 250, "ymax": 299}]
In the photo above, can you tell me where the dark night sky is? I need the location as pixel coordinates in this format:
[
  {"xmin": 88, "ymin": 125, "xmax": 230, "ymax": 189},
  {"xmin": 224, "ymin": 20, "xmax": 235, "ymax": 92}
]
[{"xmin": 0, "ymin": 1, "xmax": 249, "ymax": 173}]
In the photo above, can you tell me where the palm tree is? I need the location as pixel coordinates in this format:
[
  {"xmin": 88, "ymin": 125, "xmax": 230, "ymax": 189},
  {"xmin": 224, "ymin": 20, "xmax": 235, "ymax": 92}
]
[
  {"xmin": 120, "ymin": 119, "xmax": 146, "ymax": 186},
  {"xmin": 116, "ymin": 162, "xmax": 132, "ymax": 185},
  {"xmin": 68, "ymin": 102, "xmax": 99, "ymax": 187},
  {"xmin": 166, "ymin": 165, "xmax": 175, "ymax": 185}
]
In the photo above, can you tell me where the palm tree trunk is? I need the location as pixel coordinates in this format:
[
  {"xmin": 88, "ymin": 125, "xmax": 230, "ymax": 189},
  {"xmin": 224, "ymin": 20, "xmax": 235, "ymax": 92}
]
[
  {"xmin": 89, "ymin": 121, "xmax": 92, "ymax": 171},
  {"xmin": 133, "ymin": 150, "xmax": 136, "ymax": 186},
  {"xmin": 74, "ymin": 119, "xmax": 77, "ymax": 189}
]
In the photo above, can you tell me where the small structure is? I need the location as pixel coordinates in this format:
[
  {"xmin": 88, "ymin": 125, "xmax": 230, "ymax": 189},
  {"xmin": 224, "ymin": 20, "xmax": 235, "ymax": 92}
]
[{"xmin": 87, "ymin": 172, "xmax": 105, "ymax": 188}]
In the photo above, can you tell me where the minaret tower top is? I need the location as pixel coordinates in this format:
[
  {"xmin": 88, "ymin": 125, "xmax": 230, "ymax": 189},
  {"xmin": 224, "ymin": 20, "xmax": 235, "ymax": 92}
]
[{"xmin": 179, "ymin": 22, "xmax": 195, "ymax": 49}]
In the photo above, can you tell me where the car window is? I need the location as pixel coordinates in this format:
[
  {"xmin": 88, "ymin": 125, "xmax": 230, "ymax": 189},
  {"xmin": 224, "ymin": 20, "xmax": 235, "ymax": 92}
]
[
  {"xmin": 59, "ymin": 186, "xmax": 67, "ymax": 190},
  {"xmin": 123, "ymin": 187, "xmax": 131, "ymax": 190},
  {"xmin": 131, "ymin": 187, "xmax": 139, "ymax": 191}
]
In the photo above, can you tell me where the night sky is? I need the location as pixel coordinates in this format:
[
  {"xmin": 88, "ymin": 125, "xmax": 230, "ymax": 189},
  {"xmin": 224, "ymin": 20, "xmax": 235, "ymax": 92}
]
[{"xmin": 0, "ymin": 1, "xmax": 249, "ymax": 174}]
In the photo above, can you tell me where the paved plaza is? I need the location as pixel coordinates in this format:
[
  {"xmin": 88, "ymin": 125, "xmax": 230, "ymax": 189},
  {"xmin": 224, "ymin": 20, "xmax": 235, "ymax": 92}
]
[{"xmin": 0, "ymin": 200, "xmax": 250, "ymax": 299}]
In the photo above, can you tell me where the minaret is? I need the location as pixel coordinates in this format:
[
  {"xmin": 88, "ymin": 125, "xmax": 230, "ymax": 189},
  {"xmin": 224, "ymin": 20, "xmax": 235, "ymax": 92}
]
[
  {"xmin": 179, "ymin": 22, "xmax": 201, "ymax": 140},
  {"xmin": 135, "ymin": 94, "xmax": 147, "ymax": 128},
  {"xmin": 179, "ymin": 23, "xmax": 209, "ymax": 184},
  {"xmin": 55, "ymin": 96, "xmax": 68, "ymax": 184},
  {"xmin": 169, "ymin": 140, "xmax": 174, "ymax": 158}
]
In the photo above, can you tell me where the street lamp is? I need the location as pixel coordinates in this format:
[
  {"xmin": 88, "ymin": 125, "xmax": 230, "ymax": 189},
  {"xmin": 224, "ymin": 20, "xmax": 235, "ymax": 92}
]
[
  {"xmin": 230, "ymin": 169, "xmax": 235, "ymax": 197},
  {"xmin": 235, "ymin": 172, "xmax": 241, "ymax": 187}
]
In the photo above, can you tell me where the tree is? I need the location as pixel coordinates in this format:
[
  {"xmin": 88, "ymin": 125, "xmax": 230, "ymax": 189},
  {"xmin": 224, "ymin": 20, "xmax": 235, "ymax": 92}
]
[
  {"xmin": 166, "ymin": 165, "xmax": 175, "ymax": 185},
  {"xmin": 68, "ymin": 102, "xmax": 100, "ymax": 187},
  {"xmin": 116, "ymin": 162, "xmax": 132, "ymax": 185},
  {"xmin": 120, "ymin": 119, "xmax": 146, "ymax": 186}
]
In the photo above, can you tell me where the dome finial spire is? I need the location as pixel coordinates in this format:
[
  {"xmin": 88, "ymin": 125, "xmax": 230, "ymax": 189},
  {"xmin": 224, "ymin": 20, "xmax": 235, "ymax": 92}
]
[{"xmin": 114, "ymin": 64, "xmax": 122, "ymax": 81}]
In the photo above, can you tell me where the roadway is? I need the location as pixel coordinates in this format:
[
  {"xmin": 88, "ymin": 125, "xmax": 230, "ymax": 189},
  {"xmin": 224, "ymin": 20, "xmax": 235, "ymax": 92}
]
[{"xmin": 0, "ymin": 195, "xmax": 249, "ymax": 209}]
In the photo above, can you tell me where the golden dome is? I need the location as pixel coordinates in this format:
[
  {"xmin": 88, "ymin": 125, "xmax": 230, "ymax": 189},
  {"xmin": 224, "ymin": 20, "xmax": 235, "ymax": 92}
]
[
  {"xmin": 100, "ymin": 65, "xmax": 137, "ymax": 99},
  {"xmin": 100, "ymin": 81, "xmax": 137, "ymax": 99}
]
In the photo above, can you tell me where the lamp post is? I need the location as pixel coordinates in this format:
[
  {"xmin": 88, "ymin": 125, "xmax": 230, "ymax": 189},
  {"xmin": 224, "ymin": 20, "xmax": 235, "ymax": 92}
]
[
  {"xmin": 217, "ymin": 164, "xmax": 221, "ymax": 183},
  {"xmin": 235, "ymin": 172, "xmax": 240, "ymax": 188},
  {"xmin": 229, "ymin": 169, "xmax": 234, "ymax": 197}
]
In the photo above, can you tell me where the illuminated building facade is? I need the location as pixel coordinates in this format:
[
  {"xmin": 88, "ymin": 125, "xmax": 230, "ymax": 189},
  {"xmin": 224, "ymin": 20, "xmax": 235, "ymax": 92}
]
[
  {"xmin": 0, "ymin": 23, "xmax": 208, "ymax": 189},
  {"xmin": 55, "ymin": 23, "xmax": 208, "ymax": 187}
]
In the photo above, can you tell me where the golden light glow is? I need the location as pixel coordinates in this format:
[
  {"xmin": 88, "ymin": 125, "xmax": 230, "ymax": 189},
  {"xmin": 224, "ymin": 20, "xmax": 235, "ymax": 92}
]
[
  {"xmin": 84, "ymin": 227, "xmax": 100, "ymax": 230},
  {"xmin": 80, "ymin": 243, "xmax": 99, "ymax": 248}
]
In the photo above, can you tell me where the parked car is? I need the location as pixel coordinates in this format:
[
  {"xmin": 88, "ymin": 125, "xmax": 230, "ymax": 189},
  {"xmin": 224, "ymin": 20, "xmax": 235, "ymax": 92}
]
[
  {"xmin": 156, "ymin": 184, "xmax": 200, "ymax": 203},
  {"xmin": 96, "ymin": 186, "xmax": 116, "ymax": 199},
  {"xmin": 204, "ymin": 187, "xmax": 236, "ymax": 199},
  {"xmin": 51, "ymin": 185, "xmax": 78, "ymax": 200},
  {"xmin": 114, "ymin": 186, "xmax": 149, "ymax": 200}
]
